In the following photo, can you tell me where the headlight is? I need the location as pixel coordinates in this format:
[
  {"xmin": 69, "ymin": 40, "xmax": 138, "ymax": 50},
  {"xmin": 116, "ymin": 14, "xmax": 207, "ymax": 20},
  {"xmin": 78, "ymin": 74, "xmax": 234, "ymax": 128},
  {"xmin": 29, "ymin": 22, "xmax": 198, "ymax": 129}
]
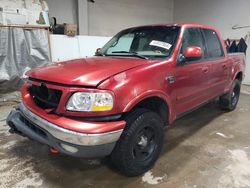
[{"xmin": 66, "ymin": 92, "xmax": 113, "ymax": 112}]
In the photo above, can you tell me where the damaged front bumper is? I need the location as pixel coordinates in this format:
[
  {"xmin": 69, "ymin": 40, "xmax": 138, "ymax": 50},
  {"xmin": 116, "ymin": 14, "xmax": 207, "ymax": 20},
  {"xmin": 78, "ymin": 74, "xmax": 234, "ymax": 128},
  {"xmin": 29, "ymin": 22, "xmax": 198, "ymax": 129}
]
[{"xmin": 6, "ymin": 103, "xmax": 124, "ymax": 158}]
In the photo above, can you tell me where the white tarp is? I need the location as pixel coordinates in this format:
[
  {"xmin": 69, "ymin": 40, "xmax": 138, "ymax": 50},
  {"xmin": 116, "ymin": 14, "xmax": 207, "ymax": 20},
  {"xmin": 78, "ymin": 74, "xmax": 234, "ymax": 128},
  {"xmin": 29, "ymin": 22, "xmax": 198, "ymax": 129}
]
[{"xmin": 0, "ymin": 27, "xmax": 50, "ymax": 93}]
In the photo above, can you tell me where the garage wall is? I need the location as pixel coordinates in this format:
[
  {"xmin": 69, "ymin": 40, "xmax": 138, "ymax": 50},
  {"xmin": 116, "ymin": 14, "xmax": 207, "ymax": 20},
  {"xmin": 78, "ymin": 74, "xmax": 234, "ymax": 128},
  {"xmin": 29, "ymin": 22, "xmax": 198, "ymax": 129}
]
[
  {"xmin": 174, "ymin": 0, "xmax": 250, "ymax": 85},
  {"xmin": 174, "ymin": 0, "xmax": 250, "ymax": 38},
  {"xmin": 46, "ymin": 0, "xmax": 78, "ymax": 24},
  {"xmin": 46, "ymin": 0, "xmax": 174, "ymax": 36},
  {"xmin": 88, "ymin": 0, "xmax": 174, "ymax": 36}
]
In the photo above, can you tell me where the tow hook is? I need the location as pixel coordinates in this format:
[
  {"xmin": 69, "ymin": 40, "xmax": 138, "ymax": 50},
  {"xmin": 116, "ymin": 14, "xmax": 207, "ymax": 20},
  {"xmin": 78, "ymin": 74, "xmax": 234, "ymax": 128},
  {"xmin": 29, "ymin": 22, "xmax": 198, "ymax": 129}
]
[{"xmin": 49, "ymin": 147, "xmax": 59, "ymax": 154}]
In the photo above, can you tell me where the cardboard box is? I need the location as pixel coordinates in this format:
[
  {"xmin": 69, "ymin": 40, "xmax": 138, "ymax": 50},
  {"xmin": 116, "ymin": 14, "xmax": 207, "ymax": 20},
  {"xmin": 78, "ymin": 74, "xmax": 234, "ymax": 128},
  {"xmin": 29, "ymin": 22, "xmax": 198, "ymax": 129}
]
[{"xmin": 64, "ymin": 24, "xmax": 78, "ymax": 37}]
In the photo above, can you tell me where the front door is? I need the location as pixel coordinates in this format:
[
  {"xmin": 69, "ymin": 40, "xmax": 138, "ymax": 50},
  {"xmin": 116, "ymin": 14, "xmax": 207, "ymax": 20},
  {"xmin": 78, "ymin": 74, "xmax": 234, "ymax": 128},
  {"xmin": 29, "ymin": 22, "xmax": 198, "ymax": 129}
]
[{"xmin": 174, "ymin": 27, "xmax": 212, "ymax": 116}]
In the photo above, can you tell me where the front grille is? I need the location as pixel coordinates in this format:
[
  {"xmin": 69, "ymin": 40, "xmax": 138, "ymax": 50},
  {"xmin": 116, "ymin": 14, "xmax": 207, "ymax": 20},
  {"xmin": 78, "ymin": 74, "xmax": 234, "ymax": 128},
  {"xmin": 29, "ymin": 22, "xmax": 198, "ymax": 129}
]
[{"xmin": 29, "ymin": 84, "xmax": 62, "ymax": 110}]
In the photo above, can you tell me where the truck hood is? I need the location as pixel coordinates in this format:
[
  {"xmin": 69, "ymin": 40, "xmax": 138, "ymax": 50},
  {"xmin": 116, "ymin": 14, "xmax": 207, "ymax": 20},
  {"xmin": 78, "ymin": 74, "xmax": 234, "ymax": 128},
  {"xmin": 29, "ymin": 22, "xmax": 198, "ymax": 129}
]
[{"xmin": 27, "ymin": 57, "xmax": 148, "ymax": 86}]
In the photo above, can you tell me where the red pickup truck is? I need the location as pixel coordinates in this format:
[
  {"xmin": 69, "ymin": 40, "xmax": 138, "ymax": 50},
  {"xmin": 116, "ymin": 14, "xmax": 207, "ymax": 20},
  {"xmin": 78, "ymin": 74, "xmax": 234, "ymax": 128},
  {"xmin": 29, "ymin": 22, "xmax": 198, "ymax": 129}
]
[{"xmin": 7, "ymin": 23, "xmax": 245, "ymax": 176}]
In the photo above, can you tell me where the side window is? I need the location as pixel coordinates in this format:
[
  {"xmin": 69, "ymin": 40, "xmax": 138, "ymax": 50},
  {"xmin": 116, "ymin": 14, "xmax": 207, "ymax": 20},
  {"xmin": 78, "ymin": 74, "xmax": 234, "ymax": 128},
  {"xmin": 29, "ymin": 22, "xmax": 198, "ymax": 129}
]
[
  {"xmin": 181, "ymin": 28, "xmax": 205, "ymax": 61},
  {"xmin": 202, "ymin": 29, "xmax": 224, "ymax": 59}
]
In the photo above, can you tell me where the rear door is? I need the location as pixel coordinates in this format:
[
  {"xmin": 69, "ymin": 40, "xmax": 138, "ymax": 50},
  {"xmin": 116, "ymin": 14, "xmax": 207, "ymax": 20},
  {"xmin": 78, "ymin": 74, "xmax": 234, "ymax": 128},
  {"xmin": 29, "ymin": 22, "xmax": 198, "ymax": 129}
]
[
  {"xmin": 201, "ymin": 29, "xmax": 229, "ymax": 97},
  {"xmin": 175, "ymin": 28, "xmax": 212, "ymax": 115}
]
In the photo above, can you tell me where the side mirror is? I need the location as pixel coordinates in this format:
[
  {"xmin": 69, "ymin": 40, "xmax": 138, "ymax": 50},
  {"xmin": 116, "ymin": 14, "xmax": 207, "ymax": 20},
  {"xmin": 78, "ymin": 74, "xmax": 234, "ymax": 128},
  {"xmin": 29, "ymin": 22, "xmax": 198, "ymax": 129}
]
[
  {"xmin": 184, "ymin": 46, "xmax": 202, "ymax": 61},
  {"xmin": 95, "ymin": 48, "xmax": 102, "ymax": 56}
]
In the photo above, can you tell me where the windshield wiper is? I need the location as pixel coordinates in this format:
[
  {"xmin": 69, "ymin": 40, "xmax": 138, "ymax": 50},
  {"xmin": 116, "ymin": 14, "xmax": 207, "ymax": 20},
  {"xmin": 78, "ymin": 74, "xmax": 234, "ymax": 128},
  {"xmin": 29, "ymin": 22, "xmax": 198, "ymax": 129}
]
[
  {"xmin": 95, "ymin": 51, "xmax": 105, "ymax": 56},
  {"xmin": 111, "ymin": 51, "xmax": 149, "ymax": 60}
]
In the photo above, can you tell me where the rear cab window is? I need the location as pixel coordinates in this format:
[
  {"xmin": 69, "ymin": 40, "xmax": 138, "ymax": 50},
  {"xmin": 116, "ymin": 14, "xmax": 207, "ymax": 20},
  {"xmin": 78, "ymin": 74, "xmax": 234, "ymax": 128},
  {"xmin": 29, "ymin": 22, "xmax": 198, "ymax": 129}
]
[
  {"xmin": 178, "ymin": 27, "xmax": 225, "ymax": 64},
  {"xmin": 201, "ymin": 29, "xmax": 224, "ymax": 59}
]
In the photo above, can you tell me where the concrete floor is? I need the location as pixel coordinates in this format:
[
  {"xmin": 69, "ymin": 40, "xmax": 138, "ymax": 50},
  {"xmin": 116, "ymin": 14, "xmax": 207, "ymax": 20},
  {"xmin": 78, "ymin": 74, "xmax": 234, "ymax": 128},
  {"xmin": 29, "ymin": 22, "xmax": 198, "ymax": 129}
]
[{"xmin": 0, "ymin": 94, "xmax": 250, "ymax": 188}]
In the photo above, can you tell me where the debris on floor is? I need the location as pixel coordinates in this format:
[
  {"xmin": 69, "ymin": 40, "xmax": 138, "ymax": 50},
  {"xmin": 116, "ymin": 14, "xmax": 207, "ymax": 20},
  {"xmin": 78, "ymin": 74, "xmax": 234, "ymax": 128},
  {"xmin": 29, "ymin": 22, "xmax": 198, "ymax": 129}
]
[{"xmin": 142, "ymin": 171, "xmax": 166, "ymax": 185}]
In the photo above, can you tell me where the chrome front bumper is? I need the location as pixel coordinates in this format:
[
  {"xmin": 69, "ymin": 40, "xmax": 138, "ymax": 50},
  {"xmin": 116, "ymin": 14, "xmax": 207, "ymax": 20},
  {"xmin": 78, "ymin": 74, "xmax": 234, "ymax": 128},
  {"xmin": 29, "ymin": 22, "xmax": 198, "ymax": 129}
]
[{"xmin": 7, "ymin": 103, "xmax": 123, "ymax": 146}]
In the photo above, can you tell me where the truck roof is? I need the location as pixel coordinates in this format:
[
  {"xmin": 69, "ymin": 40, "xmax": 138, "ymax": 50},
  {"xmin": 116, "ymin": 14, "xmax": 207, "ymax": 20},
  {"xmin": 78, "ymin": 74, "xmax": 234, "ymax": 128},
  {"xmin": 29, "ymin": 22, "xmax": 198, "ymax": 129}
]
[{"xmin": 126, "ymin": 23, "xmax": 218, "ymax": 31}]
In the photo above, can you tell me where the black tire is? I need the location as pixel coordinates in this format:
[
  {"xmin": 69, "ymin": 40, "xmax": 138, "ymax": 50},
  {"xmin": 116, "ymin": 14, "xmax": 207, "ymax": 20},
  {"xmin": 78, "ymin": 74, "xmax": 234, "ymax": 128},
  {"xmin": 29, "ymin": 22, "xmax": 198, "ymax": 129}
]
[
  {"xmin": 110, "ymin": 108, "xmax": 164, "ymax": 177},
  {"xmin": 219, "ymin": 79, "xmax": 241, "ymax": 111}
]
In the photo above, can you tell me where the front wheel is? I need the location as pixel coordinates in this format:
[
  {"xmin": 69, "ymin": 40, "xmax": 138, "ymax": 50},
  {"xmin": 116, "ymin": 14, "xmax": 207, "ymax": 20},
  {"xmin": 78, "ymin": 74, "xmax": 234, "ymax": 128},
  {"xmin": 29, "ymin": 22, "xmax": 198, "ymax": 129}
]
[
  {"xmin": 219, "ymin": 79, "xmax": 241, "ymax": 111},
  {"xmin": 110, "ymin": 109, "xmax": 164, "ymax": 177}
]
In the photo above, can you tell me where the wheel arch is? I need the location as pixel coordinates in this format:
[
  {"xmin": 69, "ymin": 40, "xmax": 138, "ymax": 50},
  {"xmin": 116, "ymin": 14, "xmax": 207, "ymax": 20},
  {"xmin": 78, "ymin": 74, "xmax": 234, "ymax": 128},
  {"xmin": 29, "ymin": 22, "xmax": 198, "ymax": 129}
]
[
  {"xmin": 123, "ymin": 92, "xmax": 172, "ymax": 125},
  {"xmin": 235, "ymin": 71, "xmax": 243, "ymax": 82}
]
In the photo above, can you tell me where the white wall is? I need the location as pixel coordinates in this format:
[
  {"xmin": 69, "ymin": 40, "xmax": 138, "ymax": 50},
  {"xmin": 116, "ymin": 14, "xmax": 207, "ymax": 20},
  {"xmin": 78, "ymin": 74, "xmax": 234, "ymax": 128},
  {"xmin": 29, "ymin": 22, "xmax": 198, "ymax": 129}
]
[
  {"xmin": 88, "ymin": 0, "xmax": 174, "ymax": 36},
  {"xmin": 50, "ymin": 35, "xmax": 111, "ymax": 62},
  {"xmin": 174, "ymin": 0, "xmax": 250, "ymax": 38},
  {"xmin": 46, "ymin": 0, "xmax": 174, "ymax": 36},
  {"xmin": 174, "ymin": 0, "xmax": 250, "ymax": 85}
]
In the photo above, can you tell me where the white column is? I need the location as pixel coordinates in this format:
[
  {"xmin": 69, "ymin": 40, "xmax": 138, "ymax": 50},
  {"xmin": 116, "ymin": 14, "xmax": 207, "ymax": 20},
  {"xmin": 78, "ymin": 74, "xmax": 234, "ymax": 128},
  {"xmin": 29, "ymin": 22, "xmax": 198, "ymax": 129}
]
[{"xmin": 78, "ymin": 0, "xmax": 88, "ymax": 35}]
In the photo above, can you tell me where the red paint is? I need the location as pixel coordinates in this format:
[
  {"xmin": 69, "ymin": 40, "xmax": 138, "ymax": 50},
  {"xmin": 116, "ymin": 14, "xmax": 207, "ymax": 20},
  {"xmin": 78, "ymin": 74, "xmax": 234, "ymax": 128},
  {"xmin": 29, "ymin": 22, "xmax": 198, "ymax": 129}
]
[
  {"xmin": 27, "ymin": 57, "xmax": 148, "ymax": 87},
  {"xmin": 23, "ymin": 23, "xmax": 246, "ymax": 133}
]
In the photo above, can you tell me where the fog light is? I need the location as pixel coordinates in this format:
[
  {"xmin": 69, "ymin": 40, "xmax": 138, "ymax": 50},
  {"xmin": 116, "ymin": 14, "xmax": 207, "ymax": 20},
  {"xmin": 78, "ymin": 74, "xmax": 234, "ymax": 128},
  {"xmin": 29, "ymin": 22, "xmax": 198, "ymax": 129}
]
[{"xmin": 60, "ymin": 143, "xmax": 78, "ymax": 153}]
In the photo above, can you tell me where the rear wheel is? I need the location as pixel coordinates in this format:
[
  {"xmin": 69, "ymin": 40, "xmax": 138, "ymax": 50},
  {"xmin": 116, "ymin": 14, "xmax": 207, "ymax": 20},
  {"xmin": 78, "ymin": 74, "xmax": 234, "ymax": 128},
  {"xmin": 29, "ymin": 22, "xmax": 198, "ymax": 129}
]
[
  {"xmin": 110, "ymin": 108, "xmax": 164, "ymax": 176},
  {"xmin": 219, "ymin": 79, "xmax": 241, "ymax": 111}
]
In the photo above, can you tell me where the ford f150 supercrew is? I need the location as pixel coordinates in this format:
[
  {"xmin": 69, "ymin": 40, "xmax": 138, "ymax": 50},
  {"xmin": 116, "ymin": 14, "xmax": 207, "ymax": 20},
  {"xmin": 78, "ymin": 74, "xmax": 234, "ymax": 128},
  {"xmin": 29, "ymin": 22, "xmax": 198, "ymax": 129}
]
[{"xmin": 7, "ymin": 23, "xmax": 246, "ymax": 176}]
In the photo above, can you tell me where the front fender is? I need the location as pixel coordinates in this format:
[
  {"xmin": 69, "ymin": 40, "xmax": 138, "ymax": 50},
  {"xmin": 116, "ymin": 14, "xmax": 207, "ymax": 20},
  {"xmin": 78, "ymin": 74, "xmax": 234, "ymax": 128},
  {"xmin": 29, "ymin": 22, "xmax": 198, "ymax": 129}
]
[
  {"xmin": 123, "ymin": 90, "xmax": 170, "ymax": 111},
  {"xmin": 123, "ymin": 90, "xmax": 175, "ymax": 123}
]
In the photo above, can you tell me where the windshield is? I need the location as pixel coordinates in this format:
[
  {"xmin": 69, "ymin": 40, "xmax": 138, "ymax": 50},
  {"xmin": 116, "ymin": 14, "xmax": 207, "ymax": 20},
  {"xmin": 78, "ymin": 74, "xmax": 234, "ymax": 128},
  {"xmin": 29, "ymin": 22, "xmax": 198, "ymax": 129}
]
[{"xmin": 99, "ymin": 26, "xmax": 180, "ymax": 59}]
